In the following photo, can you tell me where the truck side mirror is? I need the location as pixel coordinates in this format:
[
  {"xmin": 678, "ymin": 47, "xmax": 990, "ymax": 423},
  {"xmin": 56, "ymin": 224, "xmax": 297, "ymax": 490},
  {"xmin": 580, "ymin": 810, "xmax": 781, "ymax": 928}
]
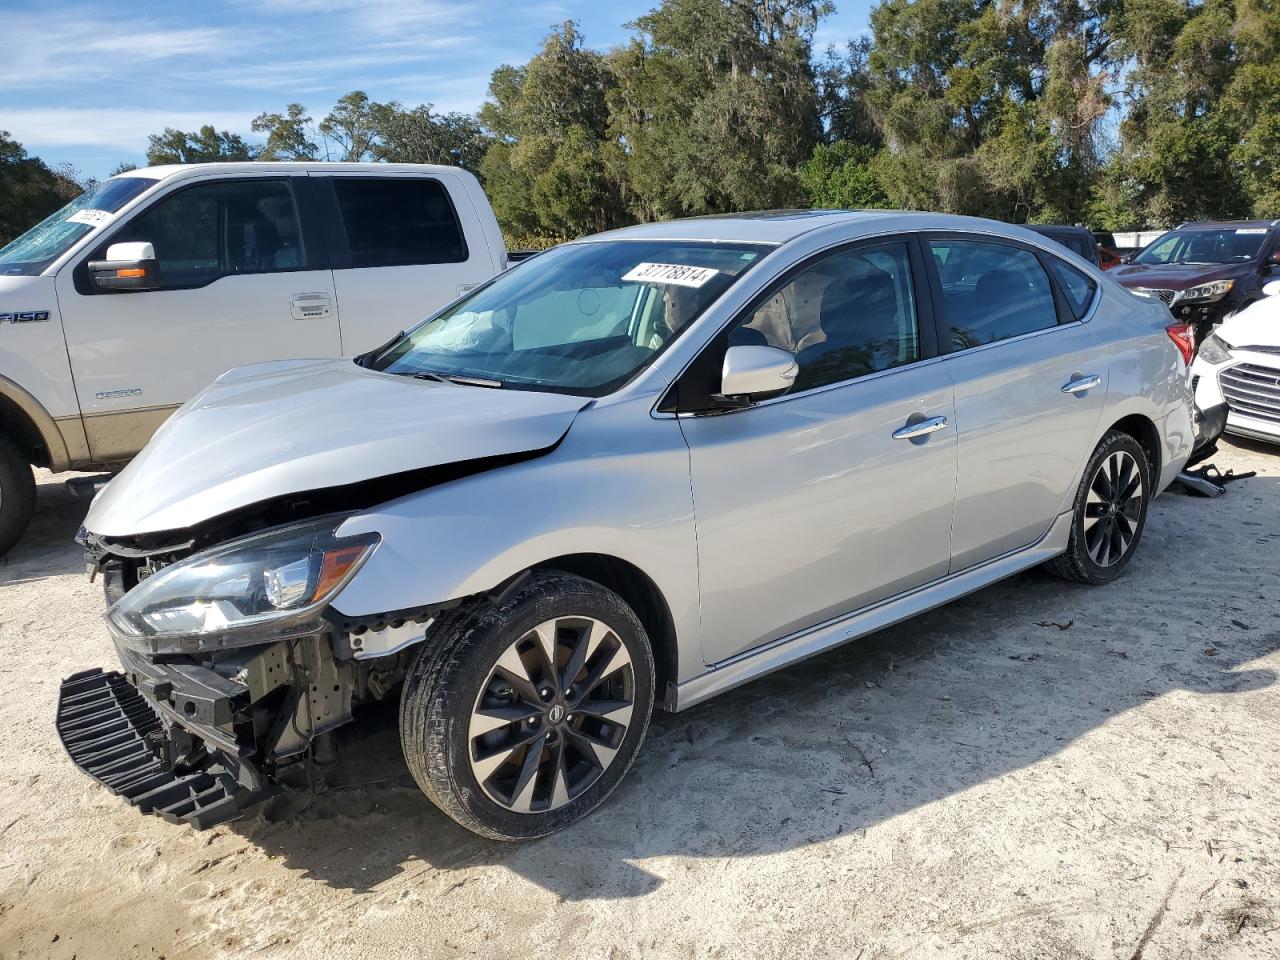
[{"xmin": 88, "ymin": 242, "xmax": 160, "ymax": 292}]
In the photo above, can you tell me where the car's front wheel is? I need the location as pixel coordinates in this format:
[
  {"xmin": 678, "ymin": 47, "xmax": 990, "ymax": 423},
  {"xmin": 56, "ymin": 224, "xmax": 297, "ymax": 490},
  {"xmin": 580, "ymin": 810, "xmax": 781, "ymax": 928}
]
[
  {"xmin": 399, "ymin": 571, "xmax": 655, "ymax": 840},
  {"xmin": 1045, "ymin": 430, "xmax": 1151, "ymax": 584},
  {"xmin": 0, "ymin": 435, "xmax": 35, "ymax": 557}
]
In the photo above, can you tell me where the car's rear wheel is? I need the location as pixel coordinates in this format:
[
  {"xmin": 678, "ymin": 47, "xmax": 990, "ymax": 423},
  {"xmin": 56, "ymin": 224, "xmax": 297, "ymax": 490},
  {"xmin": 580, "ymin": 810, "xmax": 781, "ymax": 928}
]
[
  {"xmin": 0, "ymin": 435, "xmax": 35, "ymax": 557},
  {"xmin": 1046, "ymin": 430, "xmax": 1151, "ymax": 585},
  {"xmin": 399, "ymin": 571, "xmax": 654, "ymax": 840}
]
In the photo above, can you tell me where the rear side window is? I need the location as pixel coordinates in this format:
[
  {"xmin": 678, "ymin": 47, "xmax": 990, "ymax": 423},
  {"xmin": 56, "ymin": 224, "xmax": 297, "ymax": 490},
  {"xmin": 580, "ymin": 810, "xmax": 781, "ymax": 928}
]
[
  {"xmin": 110, "ymin": 179, "xmax": 303, "ymax": 289},
  {"xmin": 332, "ymin": 178, "xmax": 466, "ymax": 268},
  {"xmin": 1044, "ymin": 257, "xmax": 1098, "ymax": 320},
  {"xmin": 930, "ymin": 240, "xmax": 1058, "ymax": 349}
]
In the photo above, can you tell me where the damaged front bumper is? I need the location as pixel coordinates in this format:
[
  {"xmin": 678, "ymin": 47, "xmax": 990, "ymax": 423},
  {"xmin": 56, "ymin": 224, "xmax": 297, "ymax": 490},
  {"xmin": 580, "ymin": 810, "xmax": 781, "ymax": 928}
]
[{"xmin": 56, "ymin": 633, "xmax": 363, "ymax": 828}]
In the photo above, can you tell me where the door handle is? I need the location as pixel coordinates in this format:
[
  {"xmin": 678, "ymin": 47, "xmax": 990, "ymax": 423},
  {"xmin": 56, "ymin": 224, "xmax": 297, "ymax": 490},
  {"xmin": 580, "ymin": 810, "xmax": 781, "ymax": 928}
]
[
  {"xmin": 1061, "ymin": 374, "xmax": 1101, "ymax": 394},
  {"xmin": 892, "ymin": 415, "xmax": 949, "ymax": 440},
  {"xmin": 290, "ymin": 292, "xmax": 332, "ymax": 320}
]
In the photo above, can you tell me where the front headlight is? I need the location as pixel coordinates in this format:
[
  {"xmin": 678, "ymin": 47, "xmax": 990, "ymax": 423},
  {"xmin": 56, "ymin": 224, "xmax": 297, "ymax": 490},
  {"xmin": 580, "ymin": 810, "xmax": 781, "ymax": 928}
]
[
  {"xmin": 1197, "ymin": 332, "xmax": 1234, "ymax": 364},
  {"xmin": 1174, "ymin": 279, "xmax": 1234, "ymax": 304},
  {"xmin": 107, "ymin": 517, "xmax": 379, "ymax": 653}
]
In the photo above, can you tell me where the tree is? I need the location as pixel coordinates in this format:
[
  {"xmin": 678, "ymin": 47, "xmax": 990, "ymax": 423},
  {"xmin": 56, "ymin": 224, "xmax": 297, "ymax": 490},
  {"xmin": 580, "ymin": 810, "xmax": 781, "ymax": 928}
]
[
  {"xmin": 146, "ymin": 125, "xmax": 258, "ymax": 164},
  {"xmin": 320, "ymin": 91, "xmax": 378, "ymax": 162},
  {"xmin": 799, "ymin": 141, "xmax": 888, "ymax": 208},
  {"xmin": 0, "ymin": 131, "xmax": 80, "ymax": 246},
  {"xmin": 371, "ymin": 103, "xmax": 491, "ymax": 170},
  {"xmin": 251, "ymin": 103, "xmax": 318, "ymax": 161}
]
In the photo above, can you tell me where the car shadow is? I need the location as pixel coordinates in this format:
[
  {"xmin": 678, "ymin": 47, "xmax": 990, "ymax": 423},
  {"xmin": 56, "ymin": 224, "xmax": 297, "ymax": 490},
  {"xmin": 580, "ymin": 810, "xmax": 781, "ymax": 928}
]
[
  {"xmin": 0, "ymin": 471, "xmax": 94, "ymax": 584},
  {"xmin": 227, "ymin": 470, "xmax": 1280, "ymax": 900}
]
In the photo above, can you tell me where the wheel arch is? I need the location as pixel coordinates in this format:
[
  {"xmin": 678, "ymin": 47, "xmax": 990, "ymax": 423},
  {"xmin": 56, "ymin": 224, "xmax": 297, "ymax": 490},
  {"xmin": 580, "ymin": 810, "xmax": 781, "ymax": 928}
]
[
  {"xmin": 0, "ymin": 376, "xmax": 67, "ymax": 470},
  {"xmin": 1106, "ymin": 412, "xmax": 1162, "ymax": 482},
  {"xmin": 530, "ymin": 553, "xmax": 679, "ymax": 709}
]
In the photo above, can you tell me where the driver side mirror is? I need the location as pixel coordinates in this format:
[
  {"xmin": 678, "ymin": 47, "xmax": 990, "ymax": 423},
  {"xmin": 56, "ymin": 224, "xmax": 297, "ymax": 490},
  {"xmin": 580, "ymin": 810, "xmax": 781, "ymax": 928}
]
[
  {"xmin": 1262, "ymin": 279, "xmax": 1280, "ymax": 297},
  {"xmin": 714, "ymin": 345, "xmax": 798, "ymax": 406},
  {"xmin": 88, "ymin": 241, "xmax": 159, "ymax": 292}
]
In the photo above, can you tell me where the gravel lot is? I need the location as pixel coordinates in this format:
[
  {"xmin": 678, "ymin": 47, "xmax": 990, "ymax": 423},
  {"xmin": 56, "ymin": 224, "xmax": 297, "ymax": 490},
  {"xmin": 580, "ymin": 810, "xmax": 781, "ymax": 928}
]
[{"xmin": 1, "ymin": 439, "xmax": 1278, "ymax": 960}]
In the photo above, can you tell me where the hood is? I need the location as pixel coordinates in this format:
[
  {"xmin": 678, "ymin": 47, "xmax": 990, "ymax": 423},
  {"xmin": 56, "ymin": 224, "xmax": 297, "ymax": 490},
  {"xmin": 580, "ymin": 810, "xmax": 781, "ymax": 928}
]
[
  {"xmin": 1218, "ymin": 296, "xmax": 1280, "ymax": 349},
  {"xmin": 86, "ymin": 358, "xmax": 590, "ymax": 537},
  {"xmin": 0, "ymin": 273, "xmax": 57, "ymax": 304},
  {"xmin": 1111, "ymin": 261, "xmax": 1246, "ymax": 290}
]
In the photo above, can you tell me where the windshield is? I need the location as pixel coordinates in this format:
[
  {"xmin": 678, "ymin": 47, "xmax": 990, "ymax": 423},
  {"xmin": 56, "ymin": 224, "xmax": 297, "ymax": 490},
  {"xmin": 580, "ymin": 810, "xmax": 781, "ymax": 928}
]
[
  {"xmin": 0, "ymin": 176, "xmax": 157, "ymax": 276},
  {"xmin": 368, "ymin": 239, "xmax": 769, "ymax": 395},
  {"xmin": 1134, "ymin": 227, "xmax": 1269, "ymax": 266}
]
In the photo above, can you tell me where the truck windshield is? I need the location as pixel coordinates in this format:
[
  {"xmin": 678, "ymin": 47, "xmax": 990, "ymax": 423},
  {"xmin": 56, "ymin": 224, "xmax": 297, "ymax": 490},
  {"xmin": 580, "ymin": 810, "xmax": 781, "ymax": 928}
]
[
  {"xmin": 0, "ymin": 176, "xmax": 157, "ymax": 276},
  {"xmin": 1134, "ymin": 228, "xmax": 1269, "ymax": 266},
  {"xmin": 369, "ymin": 239, "xmax": 770, "ymax": 396}
]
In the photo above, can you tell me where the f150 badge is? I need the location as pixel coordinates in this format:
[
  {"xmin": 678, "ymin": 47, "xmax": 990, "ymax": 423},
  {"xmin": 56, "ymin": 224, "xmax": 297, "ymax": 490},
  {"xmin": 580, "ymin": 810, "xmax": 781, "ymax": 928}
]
[{"xmin": 0, "ymin": 310, "xmax": 50, "ymax": 324}]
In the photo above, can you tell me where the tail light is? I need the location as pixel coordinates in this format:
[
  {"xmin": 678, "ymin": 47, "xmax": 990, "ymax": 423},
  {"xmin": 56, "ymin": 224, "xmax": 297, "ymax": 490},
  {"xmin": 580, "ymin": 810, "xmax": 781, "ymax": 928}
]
[{"xmin": 1166, "ymin": 323, "xmax": 1195, "ymax": 365}]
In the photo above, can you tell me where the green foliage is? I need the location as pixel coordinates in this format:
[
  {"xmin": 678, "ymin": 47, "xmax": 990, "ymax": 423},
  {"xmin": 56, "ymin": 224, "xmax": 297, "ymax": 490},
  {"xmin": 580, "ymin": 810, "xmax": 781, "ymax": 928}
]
[
  {"xmin": 799, "ymin": 141, "xmax": 888, "ymax": 208},
  {"xmin": 251, "ymin": 104, "xmax": 318, "ymax": 161},
  {"xmin": 0, "ymin": 131, "xmax": 83, "ymax": 246},
  {"xmin": 145, "ymin": 126, "xmax": 258, "ymax": 164}
]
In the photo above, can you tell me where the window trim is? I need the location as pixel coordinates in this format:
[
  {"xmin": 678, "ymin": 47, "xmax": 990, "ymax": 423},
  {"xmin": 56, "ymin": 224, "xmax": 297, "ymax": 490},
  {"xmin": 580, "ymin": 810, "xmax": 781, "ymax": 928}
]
[
  {"xmin": 662, "ymin": 233, "xmax": 942, "ymax": 416},
  {"xmin": 321, "ymin": 175, "xmax": 470, "ymax": 270},
  {"xmin": 918, "ymin": 231, "xmax": 1099, "ymax": 358},
  {"xmin": 72, "ymin": 176, "xmax": 315, "ymax": 295}
]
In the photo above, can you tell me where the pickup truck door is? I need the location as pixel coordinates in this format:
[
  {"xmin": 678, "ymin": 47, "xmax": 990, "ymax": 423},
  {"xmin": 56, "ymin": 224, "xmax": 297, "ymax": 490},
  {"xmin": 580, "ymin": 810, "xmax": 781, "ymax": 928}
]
[
  {"xmin": 55, "ymin": 173, "xmax": 342, "ymax": 462},
  {"xmin": 315, "ymin": 172, "xmax": 501, "ymax": 354}
]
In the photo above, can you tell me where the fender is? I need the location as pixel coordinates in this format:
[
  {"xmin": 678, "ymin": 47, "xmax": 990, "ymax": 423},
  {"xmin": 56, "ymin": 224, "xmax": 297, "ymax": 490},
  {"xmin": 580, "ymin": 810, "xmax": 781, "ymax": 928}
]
[{"xmin": 0, "ymin": 373, "xmax": 76, "ymax": 471}]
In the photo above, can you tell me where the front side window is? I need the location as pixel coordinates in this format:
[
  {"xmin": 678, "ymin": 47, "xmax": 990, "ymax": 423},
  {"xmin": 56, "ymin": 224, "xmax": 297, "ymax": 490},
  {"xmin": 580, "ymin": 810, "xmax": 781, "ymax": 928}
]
[
  {"xmin": 930, "ymin": 240, "xmax": 1058, "ymax": 349},
  {"xmin": 729, "ymin": 242, "xmax": 920, "ymax": 392},
  {"xmin": 333, "ymin": 178, "xmax": 466, "ymax": 268},
  {"xmin": 369, "ymin": 240, "xmax": 768, "ymax": 395},
  {"xmin": 1134, "ymin": 228, "xmax": 1268, "ymax": 265},
  {"xmin": 110, "ymin": 179, "xmax": 303, "ymax": 289},
  {"xmin": 0, "ymin": 176, "xmax": 156, "ymax": 277}
]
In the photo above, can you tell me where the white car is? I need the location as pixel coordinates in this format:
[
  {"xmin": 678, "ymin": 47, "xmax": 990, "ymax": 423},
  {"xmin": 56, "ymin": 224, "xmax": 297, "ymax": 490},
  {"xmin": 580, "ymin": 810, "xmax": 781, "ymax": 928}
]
[
  {"xmin": 1192, "ymin": 280, "xmax": 1280, "ymax": 444},
  {"xmin": 0, "ymin": 162, "xmax": 508, "ymax": 553}
]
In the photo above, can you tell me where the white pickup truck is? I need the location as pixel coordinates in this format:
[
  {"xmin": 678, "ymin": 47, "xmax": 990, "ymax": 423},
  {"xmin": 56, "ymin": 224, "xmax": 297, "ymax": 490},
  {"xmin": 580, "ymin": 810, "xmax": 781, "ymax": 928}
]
[{"xmin": 0, "ymin": 162, "xmax": 509, "ymax": 553}]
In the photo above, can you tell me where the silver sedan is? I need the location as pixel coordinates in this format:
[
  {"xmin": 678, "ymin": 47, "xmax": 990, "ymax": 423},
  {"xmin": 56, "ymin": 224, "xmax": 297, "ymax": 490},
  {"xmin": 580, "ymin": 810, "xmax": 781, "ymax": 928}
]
[{"xmin": 64, "ymin": 211, "xmax": 1196, "ymax": 840}]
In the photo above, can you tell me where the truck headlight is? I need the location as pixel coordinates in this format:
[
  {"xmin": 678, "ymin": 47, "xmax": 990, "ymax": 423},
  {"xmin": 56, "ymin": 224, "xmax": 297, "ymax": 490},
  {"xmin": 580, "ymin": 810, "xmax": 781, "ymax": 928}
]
[
  {"xmin": 1173, "ymin": 280, "xmax": 1233, "ymax": 304},
  {"xmin": 107, "ymin": 517, "xmax": 379, "ymax": 652},
  {"xmin": 1197, "ymin": 332, "xmax": 1234, "ymax": 365}
]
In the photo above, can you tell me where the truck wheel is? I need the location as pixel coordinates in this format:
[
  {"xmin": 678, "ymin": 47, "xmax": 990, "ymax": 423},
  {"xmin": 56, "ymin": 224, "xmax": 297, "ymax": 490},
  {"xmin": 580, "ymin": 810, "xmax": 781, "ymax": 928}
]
[
  {"xmin": 1045, "ymin": 430, "xmax": 1151, "ymax": 585},
  {"xmin": 0, "ymin": 436, "xmax": 35, "ymax": 557},
  {"xmin": 399, "ymin": 571, "xmax": 655, "ymax": 840}
]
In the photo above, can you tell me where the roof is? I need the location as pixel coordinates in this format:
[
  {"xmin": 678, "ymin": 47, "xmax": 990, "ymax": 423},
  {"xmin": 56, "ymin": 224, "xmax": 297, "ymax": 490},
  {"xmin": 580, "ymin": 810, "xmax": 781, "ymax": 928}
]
[
  {"xmin": 116, "ymin": 161, "xmax": 469, "ymax": 181},
  {"xmin": 1175, "ymin": 219, "xmax": 1280, "ymax": 230}
]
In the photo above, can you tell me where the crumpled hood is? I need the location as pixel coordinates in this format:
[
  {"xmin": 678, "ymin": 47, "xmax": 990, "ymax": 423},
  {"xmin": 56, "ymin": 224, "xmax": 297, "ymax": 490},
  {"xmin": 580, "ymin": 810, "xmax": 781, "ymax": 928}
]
[
  {"xmin": 86, "ymin": 358, "xmax": 590, "ymax": 537},
  {"xmin": 1111, "ymin": 261, "xmax": 1245, "ymax": 290}
]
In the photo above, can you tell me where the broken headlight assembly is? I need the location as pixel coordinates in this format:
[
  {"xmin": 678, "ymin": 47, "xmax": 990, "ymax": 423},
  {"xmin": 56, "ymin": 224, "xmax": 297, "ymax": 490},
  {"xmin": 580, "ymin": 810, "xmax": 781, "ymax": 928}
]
[
  {"xmin": 1197, "ymin": 332, "xmax": 1234, "ymax": 365},
  {"xmin": 106, "ymin": 517, "xmax": 379, "ymax": 654}
]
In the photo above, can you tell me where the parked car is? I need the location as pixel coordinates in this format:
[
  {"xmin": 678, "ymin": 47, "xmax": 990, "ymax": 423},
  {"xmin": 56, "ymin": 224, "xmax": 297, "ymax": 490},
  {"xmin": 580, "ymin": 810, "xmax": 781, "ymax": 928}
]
[
  {"xmin": 1191, "ymin": 279, "xmax": 1280, "ymax": 444},
  {"xmin": 0, "ymin": 162, "xmax": 508, "ymax": 554},
  {"xmin": 1111, "ymin": 219, "xmax": 1280, "ymax": 338},
  {"xmin": 59, "ymin": 211, "xmax": 1196, "ymax": 840},
  {"xmin": 1026, "ymin": 224, "xmax": 1103, "ymax": 268}
]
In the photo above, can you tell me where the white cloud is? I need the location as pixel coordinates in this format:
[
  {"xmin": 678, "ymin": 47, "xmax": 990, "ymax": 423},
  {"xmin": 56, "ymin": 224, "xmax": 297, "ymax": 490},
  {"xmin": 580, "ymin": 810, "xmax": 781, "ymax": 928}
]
[{"xmin": 1, "ymin": 108, "xmax": 257, "ymax": 151}]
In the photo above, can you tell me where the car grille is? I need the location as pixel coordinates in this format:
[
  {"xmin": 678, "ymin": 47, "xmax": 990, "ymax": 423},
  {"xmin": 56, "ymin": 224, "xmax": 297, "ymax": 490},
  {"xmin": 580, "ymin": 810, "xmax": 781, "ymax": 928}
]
[
  {"xmin": 1220, "ymin": 363, "xmax": 1280, "ymax": 425},
  {"xmin": 1136, "ymin": 287, "xmax": 1177, "ymax": 306}
]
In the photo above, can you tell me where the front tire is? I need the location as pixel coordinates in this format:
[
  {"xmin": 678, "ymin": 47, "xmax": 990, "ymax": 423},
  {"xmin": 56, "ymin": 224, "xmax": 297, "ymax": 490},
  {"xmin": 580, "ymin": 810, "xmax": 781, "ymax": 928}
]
[
  {"xmin": 0, "ymin": 436, "xmax": 35, "ymax": 557},
  {"xmin": 1045, "ymin": 430, "xmax": 1151, "ymax": 585},
  {"xmin": 399, "ymin": 571, "xmax": 655, "ymax": 840}
]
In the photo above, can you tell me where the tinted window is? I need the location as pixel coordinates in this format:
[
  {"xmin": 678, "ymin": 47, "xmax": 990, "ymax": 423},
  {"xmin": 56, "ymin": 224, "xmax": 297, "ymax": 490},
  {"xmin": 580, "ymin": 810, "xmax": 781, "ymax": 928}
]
[
  {"xmin": 731, "ymin": 242, "xmax": 919, "ymax": 392},
  {"xmin": 930, "ymin": 240, "xmax": 1058, "ymax": 349},
  {"xmin": 333, "ymin": 178, "xmax": 466, "ymax": 268},
  {"xmin": 112, "ymin": 180, "xmax": 303, "ymax": 289},
  {"xmin": 1044, "ymin": 256, "xmax": 1097, "ymax": 320},
  {"xmin": 1134, "ymin": 228, "xmax": 1268, "ymax": 265}
]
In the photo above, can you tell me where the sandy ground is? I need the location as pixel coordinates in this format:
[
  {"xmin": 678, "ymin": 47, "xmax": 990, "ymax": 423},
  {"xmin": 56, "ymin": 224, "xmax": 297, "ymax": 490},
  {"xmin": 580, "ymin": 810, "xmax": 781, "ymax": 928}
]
[{"xmin": 1, "ymin": 440, "xmax": 1278, "ymax": 960}]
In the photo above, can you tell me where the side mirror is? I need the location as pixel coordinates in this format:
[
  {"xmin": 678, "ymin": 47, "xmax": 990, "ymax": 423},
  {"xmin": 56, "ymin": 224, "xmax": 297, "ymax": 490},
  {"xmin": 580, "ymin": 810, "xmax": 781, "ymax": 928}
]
[
  {"xmin": 715, "ymin": 345, "xmax": 798, "ymax": 405},
  {"xmin": 1262, "ymin": 279, "xmax": 1280, "ymax": 297},
  {"xmin": 88, "ymin": 242, "xmax": 159, "ymax": 292}
]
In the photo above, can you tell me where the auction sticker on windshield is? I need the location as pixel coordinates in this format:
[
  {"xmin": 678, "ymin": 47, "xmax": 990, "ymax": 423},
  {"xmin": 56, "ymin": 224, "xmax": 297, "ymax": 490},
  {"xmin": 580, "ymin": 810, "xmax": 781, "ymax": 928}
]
[
  {"xmin": 623, "ymin": 262, "xmax": 720, "ymax": 288},
  {"xmin": 67, "ymin": 209, "xmax": 113, "ymax": 227}
]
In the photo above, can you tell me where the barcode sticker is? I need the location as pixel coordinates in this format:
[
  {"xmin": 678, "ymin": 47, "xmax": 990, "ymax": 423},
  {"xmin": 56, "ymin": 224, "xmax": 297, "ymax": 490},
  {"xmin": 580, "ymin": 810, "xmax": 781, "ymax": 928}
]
[
  {"xmin": 68, "ymin": 209, "xmax": 112, "ymax": 227},
  {"xmin": 622, "ymin": 262, "xmax": 720, "ymax": 288},
  {"xmin": 1235, "ymin": 227, "xmax": 1267, "ymax": 235}
]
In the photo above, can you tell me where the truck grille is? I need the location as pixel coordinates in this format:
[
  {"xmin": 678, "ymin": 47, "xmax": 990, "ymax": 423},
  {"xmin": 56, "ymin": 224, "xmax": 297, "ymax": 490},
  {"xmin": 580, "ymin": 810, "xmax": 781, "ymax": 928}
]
[
  {"xmin": 1136, "ymin": 287, "xmax": 1177, "ymax": 306},
  {"xmin": 1220, "ymin": 363, "xmax": 1280, "ymax": 425}
]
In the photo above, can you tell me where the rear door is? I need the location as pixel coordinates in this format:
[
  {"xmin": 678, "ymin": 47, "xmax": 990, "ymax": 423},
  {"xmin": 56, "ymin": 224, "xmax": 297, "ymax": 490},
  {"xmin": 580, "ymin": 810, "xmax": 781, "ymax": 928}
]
[
  {"xmin": 317, "ymin": 172, "xmax": 498, "ymax": 354},
  {"xmin": 925, "ymin": 234, "xmax": 1109, "ymax": 571},
  {"xmin": 55, "ymin": 173, "xmax": 342, "ymax": 461}
]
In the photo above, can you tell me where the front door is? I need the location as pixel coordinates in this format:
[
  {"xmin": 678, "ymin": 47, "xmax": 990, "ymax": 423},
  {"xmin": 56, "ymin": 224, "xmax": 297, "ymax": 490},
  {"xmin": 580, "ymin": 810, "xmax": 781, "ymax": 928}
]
[
  {"xmin": 56, "ymin": 175, "xmax": 342, "ymax": 461},
  {"xmin": 678, "ymin": 239, "xmax": 958, "ymax": 665},
  {"xmin": 925, "ymin": 235, "xmax": 1110, "ymax": 570}
]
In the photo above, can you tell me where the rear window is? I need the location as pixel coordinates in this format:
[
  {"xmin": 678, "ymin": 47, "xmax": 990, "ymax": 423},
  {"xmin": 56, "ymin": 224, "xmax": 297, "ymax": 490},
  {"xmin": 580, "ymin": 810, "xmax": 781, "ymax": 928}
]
[{"xmin": 332, "ymin": 178, "xmax": 466, "ymax": 268}]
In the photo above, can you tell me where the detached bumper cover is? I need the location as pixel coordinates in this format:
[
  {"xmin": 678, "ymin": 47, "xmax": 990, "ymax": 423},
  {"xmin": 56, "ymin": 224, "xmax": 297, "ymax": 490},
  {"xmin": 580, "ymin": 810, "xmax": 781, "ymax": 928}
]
[{"xmin": 56, "ymin": 667, "xmax": 270, "ymax": 828}]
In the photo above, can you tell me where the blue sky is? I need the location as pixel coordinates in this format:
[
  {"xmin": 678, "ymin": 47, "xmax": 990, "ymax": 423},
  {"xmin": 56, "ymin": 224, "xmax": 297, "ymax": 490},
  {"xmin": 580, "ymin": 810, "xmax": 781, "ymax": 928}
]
[{"xmin": 0, "ymin": 0, "xmax": 874, "ymax": 180}]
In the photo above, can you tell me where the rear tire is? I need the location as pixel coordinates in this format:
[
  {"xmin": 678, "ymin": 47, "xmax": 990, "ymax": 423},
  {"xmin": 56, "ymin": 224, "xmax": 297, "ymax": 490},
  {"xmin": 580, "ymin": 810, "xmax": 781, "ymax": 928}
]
[
  {"xmin": 0, "ymin": 436, "xmax": 35, "ymax": 557},
  {"xmin": 399, "ymin": 571, "xmax": 655, "ymax": 840},
  {"xmin": 1045, "ymin": 430, "xmax": 1151, "ymax": 585}
]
